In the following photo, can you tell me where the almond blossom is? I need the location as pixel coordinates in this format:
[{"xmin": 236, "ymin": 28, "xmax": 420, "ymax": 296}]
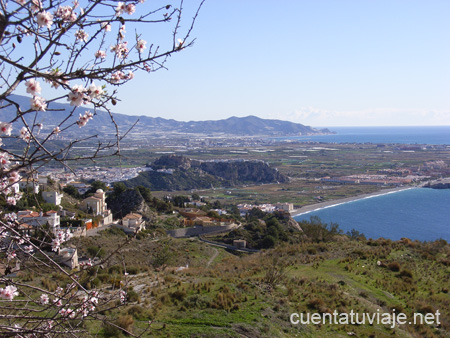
[
  {"xmin": 54, "ymin": 5, "xmax": 77, "ymax": 22},
  {"xmin": 87, "ymin": 83, "xmax": 103, "ymax": 99},
  {"xmin": 30, "ymin": 96, "xmax": 47, "ymax": 111},
  {"xmin": 31, "ymin": 0, "xmax": 42, "ymax": 12},
  {"xmin": 25, "ymin": 79, "xmax": 41, "ymax": 96},
  {"xmin": 53, "ymin": 126, "xmax": 61, "ymax": 135},
  {"xmin": 40, "ymin": 293, "xmax": 50, "ymax": 305},
  {"xmin": 19, "ymin": 127, "xmax": 31, "ymax": 141},
  {"xmin": 95, "ymin": 50, "xmax": 106, "ymax": 59},
  {"xmin": 101, "ymin": 22, "xmax": 112, "ymax": 32},
  {"xmin": 115, "ymin": 2, "xmax": 125, "ymax": 16},
  {"xmin": 0, "ymin": 285, "xmax": 19, "ymax": 301},
  {"xmin": 111, "ymin": 42, "xmax": 128, "ymax": 58},
  {"xmin": 74, "ymin": 29, "xmax": 89, "ymax": 42},
  {"xmin": 0, "ymin": 122, "xmax": 12, "ymax": 136},
  {"xmin": 137, "ymin": 39, "xmax": 146, "ymax": 53},
  {"xmin": 77, "ymin": 111, "xmax": 94, "ymax": 127},
  {"xmin": 36, "ymin": 11, "xmax": 53, "ymax": 28},
  {"xmin": 67, "ymin": 85, "xmax": 87, "ymax": 106},
  {"xmin": 125, "ymin": 4, "xmax": 136, "ymax": 15},
  {"xmin": 0, "ymin": 152, "xmax": 11, "ymax": 168},
  {"xmin": 8, "ymin": 171, "xmax": 20, "ymax": 184}
]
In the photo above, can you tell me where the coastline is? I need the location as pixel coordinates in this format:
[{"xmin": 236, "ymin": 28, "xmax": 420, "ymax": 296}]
[{"xmin": 290, "ymin": 185, "xmax": 418, "ymax": 217}]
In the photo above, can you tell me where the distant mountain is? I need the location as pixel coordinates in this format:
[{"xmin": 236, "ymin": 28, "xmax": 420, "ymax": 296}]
[{"xmin": 0, "ymin": 94, "xmax": 332, "ymax": 137}]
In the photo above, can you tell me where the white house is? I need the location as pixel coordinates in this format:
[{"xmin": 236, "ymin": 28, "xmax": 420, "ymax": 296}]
[
  {"xmin": 19, "ymin": 178, "xmax": 39, "ymax": 194},
  {"xmin": 79, "ymin": 189, "xmax": 113, "ymax": 226},
  {"xmin": 122, "ymin": 213, "xmax": 145, "ymax": 232},
  {"xmin": 42, "ymin": 191, "xmax": 63, "ymax": 206}
]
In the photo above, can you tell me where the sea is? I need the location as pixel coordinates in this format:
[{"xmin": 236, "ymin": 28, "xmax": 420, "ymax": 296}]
[
  {"xmin": 275, "ymin": 126, "xmax": 450, "ymax": 145},
  {"xmin": 289, "ymin": 126, "xmax": 450, "ymax": 242}
]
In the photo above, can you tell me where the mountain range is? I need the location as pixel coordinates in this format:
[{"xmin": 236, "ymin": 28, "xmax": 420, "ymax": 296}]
[{"xmin": 0, "ymin": 94, "xmax": 333, "ymax": 138}]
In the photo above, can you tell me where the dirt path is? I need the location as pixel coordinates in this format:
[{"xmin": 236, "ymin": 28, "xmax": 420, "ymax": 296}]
[{"xmin": 207, "ymin": 247, "xmax": 219, "ymax": 267}]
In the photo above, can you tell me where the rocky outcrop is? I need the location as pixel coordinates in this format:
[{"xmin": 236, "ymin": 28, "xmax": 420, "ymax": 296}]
[
  {"xmin": 424, "ymin": 182, "xmax": 450, "ymax": 189},
  {"xmin": 135, "ymin": 155, "xmax": 289, "ymax": 191},
  {"xmin": 106, "ymin": 188, "xmax": 156, "ymax": 221},
  {"xmin": 286, "ymin": 216, "xmax": 303, "ymax": 232}
]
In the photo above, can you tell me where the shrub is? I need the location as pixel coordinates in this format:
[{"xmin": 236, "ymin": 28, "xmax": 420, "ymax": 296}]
[
  {"xmin": 126, "ymin": 290, "xmax": 140, "ymax": 303},
  {"xmin": 307, "ymin": 297, "xmax": 325, "ymax": 310},
  {"xmin": 399, "ymin": 269, "xmax": 413, "ymax": 279},
  {"xmin": 388, "ymin": 261, "xmax": 401, "ymax": 272},
  {"xmin": 127, "ymin": 305, "xmax": 150, "ymax": 320},
  {"xmin": 87, "ymin": 246, "xmax": 105, "ymax": 259},
  {"xmin": 171, "ymin": 289, "xmax": 187, "ymax": 302}
]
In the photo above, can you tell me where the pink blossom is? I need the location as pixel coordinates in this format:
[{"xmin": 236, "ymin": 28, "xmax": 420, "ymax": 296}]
[
  {"xmin": 23, "ymin": 245, "xmax": 33, "ymax": 254},
  {"xmin": 111, "ymin": 42, "xmax": 128, "ymax": 59},
  {"xmin": 88, "ymin": 84, "xmax": 103, "ymax": 99},
  {"xmin": 7, "ymin": 197, "xmax": 17, "ymax": 206},
  {"xmin": 40, "ymin": 293, "xmax": 49, "ymax": 305},
  {"xmin": 95, "ymin": 50, "xmax": 106, "ymax": 59},
  {"xmin": 115, "ymin": 2, "xmax": 125, "ymax": 16},
  {"xmin": 31, "ymin": 0, "xmax": 42, "ymax": 12},
  {"xmin": 8, "ymin": 171, "xmax": 20, "ymax": 184},
  {"xmin": 137, "ymin": 39, "xmax": 146, "ymax": 53},
  {"xmin": 14, "ymin": 0, "xmax": 26, "ymax": 6},
  {"xmin": 127, "ymin": 71, "xmax": 134, "ymax": 80},
  {"xmin": 110, "ymin": 70, "xmax": 126, "ymax": 83},
  {"xmin": 54, "ymin": 298, "xmax": 63, "ymax": 307},
  {"xmin": 101, "ymin": 22, "xmax": 112, "ymax": 32},
  {"xmin": 0, "ymin": 122, "xmax": 12, "ymax": 136},
  {"xmin": 53, "ymin": 126, "xmax": 61, "ymax": 135},
  {"xmin": 19, "ymin": 127, "xmax": 31, "ymax": 141},
  {"xmin": 30, "ymin": 96, "xmax": 47, "ymax": 111},
  {"xmin": 36, "ymin": 11, "xmax": 53, "ymax": 28},
  {"xmin": 51, "ymin": 238, "xmax": 60, "ymax": 252},
  {"xmin": 74, "ymin": 29, "xmax": 89, "ymax": 42},
  {"xmin": 4, "ymin": 213, "xmax": 17, "ymax": 222},
  {"xmin": 119, "ymin": 290, "xmax": 126, "ymax": 303},
  {"xmin": 54, "ymin": 6, "xmax": 77, "ymax": 22},
  {"xmin": 68, "ymin": 85, "xmax": 87, "ymax": 106},
  {"xmin": 7, "ymin": 251, "xmax": 16, "ymax": 260},
  {"xmin": 0, "ymin": 152, "xmax": 11, "ymax": 169},
  {"xmin": 77, "ymin": 111, "xmax": 93, "ymax": 127},
  {"xmin": 25, "ymin": 79, "xmax": 41, "ymax": 96},
  {"xmin": 59, "ymin": 308, "xmax": 75, "ymax": 318},
  {"xmin": 125, "ymin": 4, "xmax": 136, "ymax": 15},
  {"xmin": 0, "ymin": 285, "xmax": 19, "ymax": 301}
]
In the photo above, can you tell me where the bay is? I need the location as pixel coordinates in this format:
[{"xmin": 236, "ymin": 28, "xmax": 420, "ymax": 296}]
[
  {"xmin": 294, "ymin": 188, "xmax": 450, "ymax": 241},
  {"xmin": 274, "ymin": 126, "xmax": 450, "ymax": 145}
]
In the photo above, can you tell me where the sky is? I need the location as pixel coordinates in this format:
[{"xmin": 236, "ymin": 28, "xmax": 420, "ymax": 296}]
[{"xmin": 17, "ymin": 0, "xmax": 450, "ymax": 127}]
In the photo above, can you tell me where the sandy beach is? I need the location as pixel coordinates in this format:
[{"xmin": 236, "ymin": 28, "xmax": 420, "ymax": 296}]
[{"xmin": 290, "ymin": 185, "xmax": 419, "ymax": 217}]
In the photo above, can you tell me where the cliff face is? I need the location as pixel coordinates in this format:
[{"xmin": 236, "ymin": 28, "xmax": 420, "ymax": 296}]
[
  {"xmin": 199, "ymin": 161, "xmax": 288, "ymax": 185},
  {"xmin": 424, "ymin": 183, "xmax": 450, "ymax": 189},
  {"xmin": 106, "ymin": 188, "xmax": 156, "ymax": 220},
  {"xmin": 125, "ymin": 155, "xmax": 289, "ymax": 191}
]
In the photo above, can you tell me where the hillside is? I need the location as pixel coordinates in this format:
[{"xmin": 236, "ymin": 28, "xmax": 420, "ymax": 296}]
[
  {"xmin": 123, "ymin": 155, "xmax": 288, "ymax": 191},
  {"xmin": 69, "ymin": 224, "xmax": 450, "ymax": 338},
  {"xmin": 1, "ymin": 94, "xmax": 333, "ymax": 138}
]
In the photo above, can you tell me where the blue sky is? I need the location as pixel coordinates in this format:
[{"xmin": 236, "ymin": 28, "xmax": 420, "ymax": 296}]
[{"xmin": 27, "ymin": 1, "xmax": 450, "ymax": 127}]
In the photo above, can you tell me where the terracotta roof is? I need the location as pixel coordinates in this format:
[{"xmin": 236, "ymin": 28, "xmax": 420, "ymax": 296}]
[{"xmin": 123, "ymin": 213, "xmax": 142, "ymax": 220}]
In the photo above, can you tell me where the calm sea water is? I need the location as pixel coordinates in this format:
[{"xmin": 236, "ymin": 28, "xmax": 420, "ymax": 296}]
[
  {"xmin": 277, "ymin": 126, "xmax": 450, "ymax": 145},
  {"xmin": 294, "ymin": 188, "xmax": 450, "ymax": 241}
]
